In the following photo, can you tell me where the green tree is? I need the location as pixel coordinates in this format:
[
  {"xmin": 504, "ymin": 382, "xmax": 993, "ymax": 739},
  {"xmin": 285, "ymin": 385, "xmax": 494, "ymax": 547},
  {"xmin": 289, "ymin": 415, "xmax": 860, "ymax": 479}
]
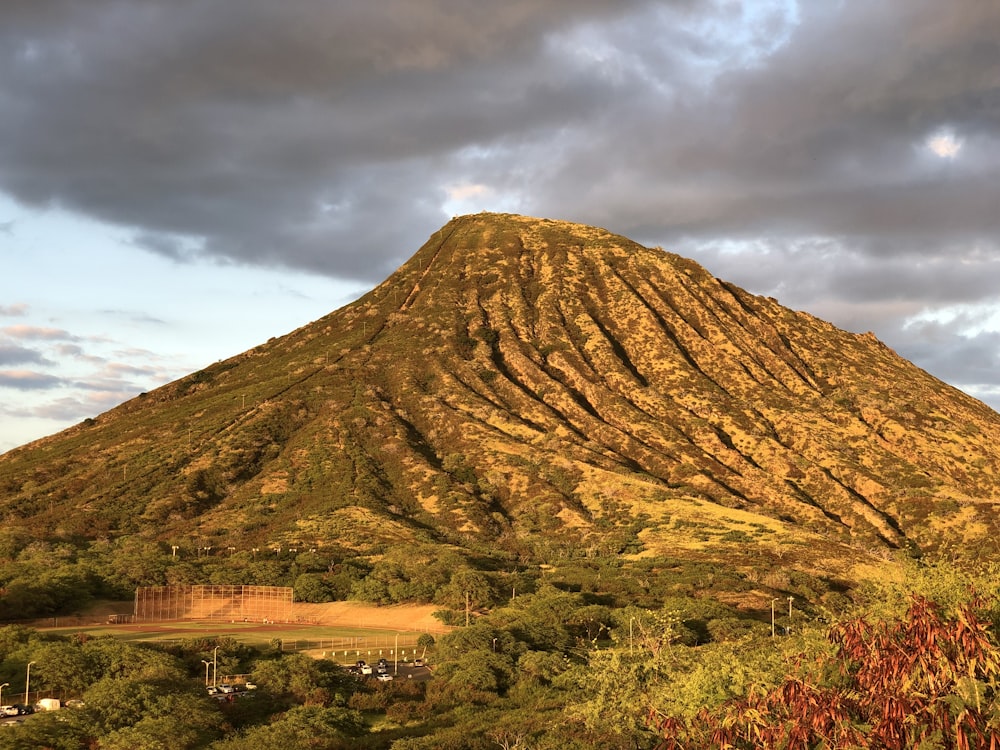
[
  {"xmin": 80, "ymin": 677, "xmax": 221, "ymax": 746},
  {"xmin": 33, "ymin": 640, "xmax": 98, "ymax": 696},
  {"xmin": 207, "ymin": 705, "xmax": 364, "ymax": 750},
  {"xmin": 0, "ymin": 708, "xmax": 90, "ymax": 750},
  {"xmin": 294, "ymin": 573, "xmax": 337, "ymax": 603},
  {"xmin": 436, "ymin": 569, "xmax": 493, "ymax": 612},
  {"xmin": 82, "ymin": 637, "xmax": 187, "ymax": 682},
  {"xmin": 250, "ymin": 653, "xmax": 352, "ymax": 706}
]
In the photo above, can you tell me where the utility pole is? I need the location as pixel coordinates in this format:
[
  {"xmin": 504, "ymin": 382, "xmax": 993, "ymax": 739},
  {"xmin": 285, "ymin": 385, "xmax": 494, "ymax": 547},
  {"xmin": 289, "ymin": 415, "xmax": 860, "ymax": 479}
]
[{"xmin": 25, "ymin": 662, "xmax": 35, "ymax": 705}]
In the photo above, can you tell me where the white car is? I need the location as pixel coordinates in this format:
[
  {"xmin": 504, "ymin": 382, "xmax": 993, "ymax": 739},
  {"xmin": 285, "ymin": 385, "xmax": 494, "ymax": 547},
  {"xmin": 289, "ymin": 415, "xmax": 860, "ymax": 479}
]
[
  {"xmin": 375, "ymin": 673, "xmax": 394, "ymax": 682},
  {"xmin": 360, "ymin": 665, "xmax": 373, "ymax": 675},
  {"xmin": 1, "ymin": 706, "xmax": 18, "ymax": 717}
]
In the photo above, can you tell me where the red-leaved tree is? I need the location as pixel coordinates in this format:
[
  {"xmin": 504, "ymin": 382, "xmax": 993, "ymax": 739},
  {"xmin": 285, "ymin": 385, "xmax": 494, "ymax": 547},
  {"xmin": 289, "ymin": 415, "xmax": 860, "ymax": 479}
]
[{"xmin": 650, "ymin": 596, "xmax": 1000, "ymax": 749}]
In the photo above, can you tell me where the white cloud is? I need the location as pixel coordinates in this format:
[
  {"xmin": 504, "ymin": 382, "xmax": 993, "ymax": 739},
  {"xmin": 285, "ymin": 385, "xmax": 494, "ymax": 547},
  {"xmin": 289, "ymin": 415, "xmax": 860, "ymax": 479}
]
[
  {"xmin": 446, "ymin": 183, "xmax": 491, "ymax": 201},
  {"xmin": 926, "ymin": 131, "xmax": 962, "ymax": 159}
]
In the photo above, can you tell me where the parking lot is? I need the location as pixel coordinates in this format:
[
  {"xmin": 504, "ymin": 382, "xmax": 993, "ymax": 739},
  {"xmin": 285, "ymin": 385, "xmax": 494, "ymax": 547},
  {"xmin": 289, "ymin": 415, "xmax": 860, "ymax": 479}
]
[{"xmin": 347, "ymin": 659, "xmax": 432, "ymax": 683}]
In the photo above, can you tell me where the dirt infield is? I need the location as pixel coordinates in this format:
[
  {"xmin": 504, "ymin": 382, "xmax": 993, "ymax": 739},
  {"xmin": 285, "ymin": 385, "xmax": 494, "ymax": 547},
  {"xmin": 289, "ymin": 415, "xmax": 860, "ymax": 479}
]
[
  {"xmin": 295, "ymin": 601, "xmax": 447, "ymax": 633},
  {"xmin": 34, "ymin": 600, "xmax": 449, "ymax": 643}
]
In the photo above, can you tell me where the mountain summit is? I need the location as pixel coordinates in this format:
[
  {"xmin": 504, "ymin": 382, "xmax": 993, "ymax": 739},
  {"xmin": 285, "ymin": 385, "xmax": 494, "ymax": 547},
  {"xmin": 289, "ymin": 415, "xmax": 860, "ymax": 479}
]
[{"xmin": 3, "ymin": 213, "xmax": 999, "ymax": 573}]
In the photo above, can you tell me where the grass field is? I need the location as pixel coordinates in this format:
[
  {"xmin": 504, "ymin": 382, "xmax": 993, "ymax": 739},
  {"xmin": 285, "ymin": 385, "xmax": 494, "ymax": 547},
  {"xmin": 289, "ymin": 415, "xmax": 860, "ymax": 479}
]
[{"xmin": 38, "ymin": 617, "xmax": 434, "ymax": 664}]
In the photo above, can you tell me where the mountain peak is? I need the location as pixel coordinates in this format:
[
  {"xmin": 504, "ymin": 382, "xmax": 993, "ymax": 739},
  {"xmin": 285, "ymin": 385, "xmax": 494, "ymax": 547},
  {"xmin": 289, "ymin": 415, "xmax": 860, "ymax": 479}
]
[{"xmin": 2, "ymin": 214, "xmax": 1000, "ymax": 576}]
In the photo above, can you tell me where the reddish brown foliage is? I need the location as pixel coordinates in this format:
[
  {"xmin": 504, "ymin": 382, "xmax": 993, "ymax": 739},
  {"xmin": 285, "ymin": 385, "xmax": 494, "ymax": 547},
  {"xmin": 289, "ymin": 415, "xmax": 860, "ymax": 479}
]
[{"xmin": 651, "ymin": 596, "xmax": 1000, "ymax": 749}]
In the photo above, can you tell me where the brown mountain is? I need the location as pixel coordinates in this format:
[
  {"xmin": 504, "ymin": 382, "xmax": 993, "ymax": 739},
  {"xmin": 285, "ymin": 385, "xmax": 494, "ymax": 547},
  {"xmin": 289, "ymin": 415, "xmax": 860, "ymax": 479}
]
[{"xmin": 3, "ymin": 213, "xmax": 999, "ymax": 577}]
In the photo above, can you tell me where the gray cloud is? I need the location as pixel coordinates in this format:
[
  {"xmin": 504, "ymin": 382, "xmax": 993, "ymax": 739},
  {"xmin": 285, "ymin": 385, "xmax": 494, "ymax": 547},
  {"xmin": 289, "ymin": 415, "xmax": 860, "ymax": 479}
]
[
  {"xmin": 2, "ymin": 325, "xmax": 78, "ymax": 341},
  {"xmin": 0, "ymin": 304, "xmax": 29, "ymax": 317},
  {"xmin": 1, "ymin": 1, "xmax": 999, "ymax": 408},
  {"xmin": 0, "ymin": 370, "xmax": 63, "ymax": 390},
  {"xmin": 0, "ymin": 0, "xmax": 660, "ymax": 279},
  {"xmin": 0, "ymin": 343, "xmax": 51, "ymax": 366}
]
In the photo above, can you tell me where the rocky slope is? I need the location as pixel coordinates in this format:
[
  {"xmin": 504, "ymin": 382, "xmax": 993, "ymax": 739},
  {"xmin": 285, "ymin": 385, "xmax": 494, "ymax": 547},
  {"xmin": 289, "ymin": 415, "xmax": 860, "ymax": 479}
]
[{"xmin": 3, "ymin": 213, "xmax": 999, "ymax": 576}]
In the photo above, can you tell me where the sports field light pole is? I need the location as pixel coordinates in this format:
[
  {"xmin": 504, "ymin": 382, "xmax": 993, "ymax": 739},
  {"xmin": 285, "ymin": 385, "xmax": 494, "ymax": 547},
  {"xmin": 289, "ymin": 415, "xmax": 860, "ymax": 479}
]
[
  {"xmin": 201, "ymin": 660, "xmax": 211, "ymax": 687},
  {"xmin": 25, "ymin": 662, "xmax": 35, "ymax": 705},
  {"xmin": 212, "ymin": 647, "xmax": 220, "ymax": 688}
]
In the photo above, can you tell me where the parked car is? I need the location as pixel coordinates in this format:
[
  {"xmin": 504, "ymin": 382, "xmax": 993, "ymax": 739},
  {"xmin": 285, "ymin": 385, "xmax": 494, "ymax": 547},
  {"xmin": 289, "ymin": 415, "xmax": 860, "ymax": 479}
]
[
  {"xmin": 360, "ymin": 665, "xmax": 373, "ymax": 675},
  {"xmin": 206, "ymin": 686, "xmax": 220, "ymax": 695},
  {"xmin": 1, "ymin": 706, "xmax": 19, "ymax": 717},
  {"xmin": 414, "ymin": 658, "xmax": 425, "ymax": 667},
  {"xmin": 14, "ymin": 704, "xmax": 33, "ymax": 715},
  {"xmin": 375, "ymin": 673, "xmax": 394, "ymax": 682},
  {"xmin": 218, "ymin": 684, "xmax": 235, "ymax": 694}
]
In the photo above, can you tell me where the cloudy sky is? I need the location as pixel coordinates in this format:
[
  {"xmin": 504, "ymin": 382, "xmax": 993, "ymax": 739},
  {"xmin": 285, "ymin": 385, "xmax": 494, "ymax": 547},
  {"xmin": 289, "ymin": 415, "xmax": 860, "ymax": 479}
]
[{"xmin": 2, "ymin": 0, "xmax": 999, "ymax": 453}]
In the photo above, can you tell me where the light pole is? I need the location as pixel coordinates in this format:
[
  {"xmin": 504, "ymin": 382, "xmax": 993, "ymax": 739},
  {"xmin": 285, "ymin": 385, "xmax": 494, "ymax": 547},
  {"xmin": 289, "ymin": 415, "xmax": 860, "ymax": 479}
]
[
  {"xmin": 212, "ymin": 646, "xmax": 219, "ymax": 688},
  {"xmin": 25, "ymin": 662, "xmax": 35, "ymax": 705},
  {"xmin": 0, "ymin": 682, "xmax": 8, "ymax": 706},
  {"xmin": 492, "ymin": 637, "xmax": 498, "ymax": 652},
  {"xmin": 201, "ymin": 660, "xmax": 211, "ymax": 687},
  {"xmin": 629, "ymin": 616, "xmax": 635, "ymax": 655},
  {"xmin": 771, "ymin": 599, "xmax": 778, "ymax": 638},
  {"xmin": 787, "ymin": 596, "xmax": 794, "ymax": 636},
  {"xmin": 394, "ymin": 633, "xmax": 399, "ymax": 675}
]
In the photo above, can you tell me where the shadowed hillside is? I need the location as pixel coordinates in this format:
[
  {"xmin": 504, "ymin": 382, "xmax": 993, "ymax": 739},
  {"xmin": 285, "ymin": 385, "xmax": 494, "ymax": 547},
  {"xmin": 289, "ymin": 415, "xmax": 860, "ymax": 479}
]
[{"xmin": 3, "ymin": 213, "xmax": 1000, "ymax": 579}]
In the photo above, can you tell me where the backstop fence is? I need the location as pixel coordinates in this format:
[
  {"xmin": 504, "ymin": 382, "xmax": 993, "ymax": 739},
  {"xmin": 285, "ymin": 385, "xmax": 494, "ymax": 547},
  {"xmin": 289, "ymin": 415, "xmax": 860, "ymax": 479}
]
[{"xmin": 134, "ymin": 585, "xmax": 294, "ymax": 623}]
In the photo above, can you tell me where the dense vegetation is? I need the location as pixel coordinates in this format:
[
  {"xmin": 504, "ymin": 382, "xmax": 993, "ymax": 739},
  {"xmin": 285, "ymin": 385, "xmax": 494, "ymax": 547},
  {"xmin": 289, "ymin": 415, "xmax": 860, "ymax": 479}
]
[{"xmin": 3, "ymin": 525, "xmax": 1000, "ymax": 748}]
